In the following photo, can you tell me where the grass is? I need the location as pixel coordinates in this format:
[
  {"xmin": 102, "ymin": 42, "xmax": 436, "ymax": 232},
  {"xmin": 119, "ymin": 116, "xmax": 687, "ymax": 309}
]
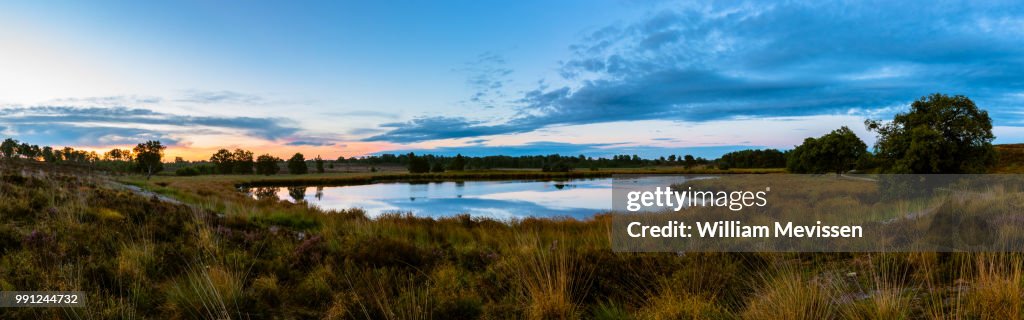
[
  {"xmin": 2, "ymin": 159, "xmax": 1024, "ymax": 318},
  {"xmin": 995, "ymin": 144, "xmax": 1024, "ymax": 173}
]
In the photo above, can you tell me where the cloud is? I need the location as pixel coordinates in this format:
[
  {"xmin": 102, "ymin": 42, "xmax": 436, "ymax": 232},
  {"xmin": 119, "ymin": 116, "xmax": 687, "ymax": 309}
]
[
  {"xmin": 369, "ymin": 1, "xmax": 1024, "ymax": 143},
  {"xmin": 331, "ymin": 110, "xmax": 400, "ymax": 119},
  {"xmin": 377, "ymin": 141, "xmax": 761, "ymax": 159},
  {"xmin": 347, "ymin": 127, "xmax": 387, "ymax": 135},
  {"xmin": 284, "ymin": 140, "xmax": 338, "ymax": 147},
  {"xmin": 46, "ymin": 95, "xmax": 163, "ymax": 106},
  {"xmin": 364, "ymin": 116, "xmax": 525, "ymax": 143},
  {"xmin": 4, "ymin": 124, "xmax": 179, "ymax": 146},
  {"xmin": 458, "ymin": 52, "xmax": 515, "ymax": 108},
  {"xmin": 176, "ymin": 90, "xmax": 264, "ymax": 104},
  {"xmin": 0, "ymin": 106, "xmax": 300, "ymax": 146}
]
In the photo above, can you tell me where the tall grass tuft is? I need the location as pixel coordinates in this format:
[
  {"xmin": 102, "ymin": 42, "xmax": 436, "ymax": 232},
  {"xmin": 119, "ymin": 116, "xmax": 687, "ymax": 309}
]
[
  {"xmin": 838, "ymin": 254, "xmax": 916, "ymax": 320},
  {"xmin": 636, "ymin": 281, "xmax": 734, "ymax": 319},
  {"xmin": 965, "ymin": 254, "xmax": 1023, "ymax": 319},
  {"xmin": 741, "ymin": 261, "xmax": 838, "ymax": 320},
  {"xmin": 509, "ymin": 233, "xmax": 594, "ymax": 320},
  {"xmin": 166, "ymin": 263, "xmax": 244, "ymax": 319}
]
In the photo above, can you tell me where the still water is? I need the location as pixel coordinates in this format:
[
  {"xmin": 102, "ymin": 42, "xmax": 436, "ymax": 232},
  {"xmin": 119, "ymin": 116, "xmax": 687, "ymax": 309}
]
[{"xmin": 248, "ymin": 176, "xmax": 706, "ymax": 220}]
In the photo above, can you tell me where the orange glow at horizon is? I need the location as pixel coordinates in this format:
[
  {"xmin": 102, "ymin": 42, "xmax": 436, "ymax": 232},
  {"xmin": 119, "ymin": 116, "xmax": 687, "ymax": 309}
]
[
  {"xmin": 72, "ymin": 141, "xmax": 399, "ymax": 162},
  {"xmin": 164, "ymin": 141, "xmax": 397, "ymax": 162}
]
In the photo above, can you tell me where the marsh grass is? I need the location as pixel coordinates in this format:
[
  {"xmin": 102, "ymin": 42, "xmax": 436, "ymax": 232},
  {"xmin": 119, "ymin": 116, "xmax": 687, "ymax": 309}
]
[
  {"xmin": 508, "ymin": 233, "xmax": 594, "ymax": 319},
  {"xmin": 3, "ymin": 160, "xmax": 1024, "ymax": 318},
  {"xmin": 741, "ymin": 259, "xmax": 839, "ymax": 320},
  {"xmin": 964, "ymin": 254, "xmax": 1024, "ymax": 319},
  {"xmin": 838, "ymin": 254, "xmax": 917, "ymax": 320}
]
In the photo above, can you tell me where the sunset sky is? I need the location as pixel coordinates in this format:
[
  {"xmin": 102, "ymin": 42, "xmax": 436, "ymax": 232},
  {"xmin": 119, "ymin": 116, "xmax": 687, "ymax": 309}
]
[{"xmin": 2, "ymin": 1, "xmax": 1023, "ymax": 161}]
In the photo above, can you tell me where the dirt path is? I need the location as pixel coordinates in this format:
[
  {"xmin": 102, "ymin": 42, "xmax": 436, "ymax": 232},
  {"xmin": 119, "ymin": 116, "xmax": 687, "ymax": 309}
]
[{"xmin": 105, "ymin": 181, "xmax": 184, "ymax": 205}]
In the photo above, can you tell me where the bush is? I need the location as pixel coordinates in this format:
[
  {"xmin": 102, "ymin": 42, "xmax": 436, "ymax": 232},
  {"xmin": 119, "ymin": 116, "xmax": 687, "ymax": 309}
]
[
  {"xmin": 350, "ymin": 237, "xmax": 431, "ymax": 269},
  {"xmin": 175, "ymin": 166, "xmax": 201, "ymax": 176},
  {"xmin": 542, "ymin": 161, "xmax": 572, "ymax": 172},
  {"xmin": 253, "ymin": 212, "xmax": 319, "ymax": 230},
  {"xmin": 431, "ymin": 162, "xmax": 445, "ymax": 173}
]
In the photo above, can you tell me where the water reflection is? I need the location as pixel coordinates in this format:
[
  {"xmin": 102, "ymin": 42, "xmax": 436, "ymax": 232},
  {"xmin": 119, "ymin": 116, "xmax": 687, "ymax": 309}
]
[
  {"xmin": 288, "ymin": 186, "xmax": 307, "ymax": 202},
  {"xmin": 249, "ymin": 176, "xmax": 705, "ymax": 220},
  {"xmin": 253, "ymin": 187, "xmax": 278, "ymax": 201}
]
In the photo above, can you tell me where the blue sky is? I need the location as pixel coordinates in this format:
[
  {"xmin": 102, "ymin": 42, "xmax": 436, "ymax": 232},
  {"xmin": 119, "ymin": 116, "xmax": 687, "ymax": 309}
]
[{"xmin": 1, "ymin": 1, "xmax": 1023, "ymax": 160}]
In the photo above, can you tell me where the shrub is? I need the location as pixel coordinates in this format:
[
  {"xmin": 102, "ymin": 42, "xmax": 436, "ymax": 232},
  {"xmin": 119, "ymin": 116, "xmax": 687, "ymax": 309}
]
[
  {"xmin": 253, "ymin": 212, "xmax": 319, "ymax": 230},
  {"xmin": 175, "ymin": 166, "xmax": 201, "ymax": 176},
  {"xmin": 350, "ymin": 237, "xmax": 431, "ymax": 269}
]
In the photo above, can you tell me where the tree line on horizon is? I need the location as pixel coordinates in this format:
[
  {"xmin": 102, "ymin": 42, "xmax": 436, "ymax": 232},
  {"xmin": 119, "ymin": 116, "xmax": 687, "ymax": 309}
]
[{"xmin": 0, "ymin": 93, "xmax": 998, "ymax": 176}]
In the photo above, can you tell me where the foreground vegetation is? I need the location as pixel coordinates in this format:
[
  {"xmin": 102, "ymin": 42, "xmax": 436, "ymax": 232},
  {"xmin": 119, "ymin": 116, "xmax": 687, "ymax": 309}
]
[
  {"xmin": 2, "ymin": 160, "xmax": 1024, "ymax": 319},
  {"xmin": 1, "ymin": 93, "xmax": 1022, "ymax": 318}
]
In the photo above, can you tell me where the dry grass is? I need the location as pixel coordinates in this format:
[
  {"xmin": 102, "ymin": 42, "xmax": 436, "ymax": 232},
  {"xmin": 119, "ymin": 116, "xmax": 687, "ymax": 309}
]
[
  {"xmin": 741, "ymin": 260, "xmax": 839, "ymax": 320},
  {"xmin": 509, "ymin": 234, "xmax": 594, "ymax": 319},
  {"xmin": 4, "ymin": 159, "xmax": 1024, "ymax": 318},
  {"xmin": 995, "ymin": 144, "xmax": 1024, "ymax": 173},
  {"xmin": 964, "ymin": 254, "xmax": 1024, "ymax": 319}
]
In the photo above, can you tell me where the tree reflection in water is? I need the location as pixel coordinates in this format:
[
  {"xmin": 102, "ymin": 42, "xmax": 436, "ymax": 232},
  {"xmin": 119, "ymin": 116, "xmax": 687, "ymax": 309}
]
[
  {"xmin": 253, "ymin": 187, "xmax": 279, "ymax": 201},
  {"xmin": 288, "ymin": 186, "xmax": 307, "ymax": 202}
]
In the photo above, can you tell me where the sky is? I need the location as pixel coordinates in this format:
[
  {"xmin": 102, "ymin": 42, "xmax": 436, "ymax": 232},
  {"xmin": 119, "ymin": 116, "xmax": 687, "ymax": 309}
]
[{"xmin": 1, "ymin": 0, "xmax": 1023, "ymax": 161}]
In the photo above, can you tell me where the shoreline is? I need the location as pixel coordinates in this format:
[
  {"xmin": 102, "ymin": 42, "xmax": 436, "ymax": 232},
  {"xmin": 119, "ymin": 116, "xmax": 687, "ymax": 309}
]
[{"xmin": 232, "ymin": 168, "xmax": 786, "ymax": 188}]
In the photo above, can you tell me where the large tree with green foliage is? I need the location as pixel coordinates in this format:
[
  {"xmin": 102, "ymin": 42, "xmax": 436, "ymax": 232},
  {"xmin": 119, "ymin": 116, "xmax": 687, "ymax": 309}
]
[
  {"xmin": 1, "ymin": 138, "xmax": 18, "ymax": 158},
  {"xmin": 866, "ymin": 94, "xmax": 995, "ymax": 173},
  {"xmin": 210, "ymin": 149, "xmax": 235, "ymax": 174},
  {"xmin": 256, "ymin": 154, "xmax": 281, "ymax": 175},
  {"xmin": 287, "ymin": 153, "xmax": 308, "ymax": 174},
  {"xmin": 787, "ymin": 126, "xmax": 867, "ymax": 174},
  {"xmin": 133, "ymin": 140, "xmax": 166, "ymax": 179},
  {"xmin": 232, "ymin": 149, "xmax": 254, "ymax": 174}
]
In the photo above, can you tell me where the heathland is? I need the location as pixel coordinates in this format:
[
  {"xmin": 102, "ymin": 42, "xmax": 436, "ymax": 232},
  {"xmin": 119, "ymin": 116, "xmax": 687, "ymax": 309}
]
[
  {"xmin": 2, "ymin": 155, "xmax": 1024, "ymax": 318},
  {"xmin": 2, "ymin": 94, "xmax": 1024, "ymax": 319}
]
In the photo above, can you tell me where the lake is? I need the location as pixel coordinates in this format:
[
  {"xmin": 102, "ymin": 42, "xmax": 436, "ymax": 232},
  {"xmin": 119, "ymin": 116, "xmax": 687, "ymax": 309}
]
[{"xmin": 247, "ymin": 176, "xmax": 706, "ymax": 219}]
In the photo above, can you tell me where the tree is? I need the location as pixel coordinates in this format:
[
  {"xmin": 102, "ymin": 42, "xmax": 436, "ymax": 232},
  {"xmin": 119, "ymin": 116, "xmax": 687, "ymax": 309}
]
[
  {"xmin": 542, "ymin": 161, "xmax": 572, "ymax": 172},
  {"xmin": 256, "ymin": 154, "xmax": 281, "ymax": 175},
  {"xmin": 1, "ymin": 138, "xmax": 17, "ymax": 158},
  {"xmin": 16, "ymin": 143, "xmax": 33, "ymax": 159},
  {"xmin": 787, "ymin": 126, "xmax": 867, "ymax": 174},
  {"xmin": 41, "ymin": 146, "xmax": 56, "ymax": 162},
  {"xmin": 287, "ymin": 153, "xmax": 308, "ymax": 174},
  {"xmin": 232, "ymin": 149, "xmax": 254, "ymax": 174},
  {"xmin": 134, "ymin": 140, "xmax": 166, "ymax": 179},
  {"xmin": 314, "ymin": 156, "xmax": 325, "ymax": 173},
  {"xmin": 407, "ymin": 153, "xmax": 430, "ymax": 173},
  {"xmin": 866, "ymin": 93, "xmax": 995, "ymax": 173},
  {"xmin": 717, "ymin": 149, "xmax": 787, "ymax": 169},
  {"xmin": 210, "ymin": 149, "xmax": 234, "ymax": 174},
  {"xmin": 104, "ymin": 149, "xmax": 126, "ymax": 161},
  {"xmin": 683, "ymin": 155, "xmax": 696, "ymax": 169},
  {"xmin": 431, "ymin": 161, "xmax": 445, "ymax": 173},
  {"xmin": 448, "ymin": 154, "xmax": 466, "ymax": 171},
  {"xmin": 103, "ymin": 148, "xmax": 134, "ymax": 174}
]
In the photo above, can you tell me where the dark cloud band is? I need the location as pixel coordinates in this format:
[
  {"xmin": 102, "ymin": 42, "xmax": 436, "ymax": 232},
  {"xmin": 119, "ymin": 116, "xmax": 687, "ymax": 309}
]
[{"xmin": 367, "ymin": 1, "xmax": 1024, "ymax": 143}]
